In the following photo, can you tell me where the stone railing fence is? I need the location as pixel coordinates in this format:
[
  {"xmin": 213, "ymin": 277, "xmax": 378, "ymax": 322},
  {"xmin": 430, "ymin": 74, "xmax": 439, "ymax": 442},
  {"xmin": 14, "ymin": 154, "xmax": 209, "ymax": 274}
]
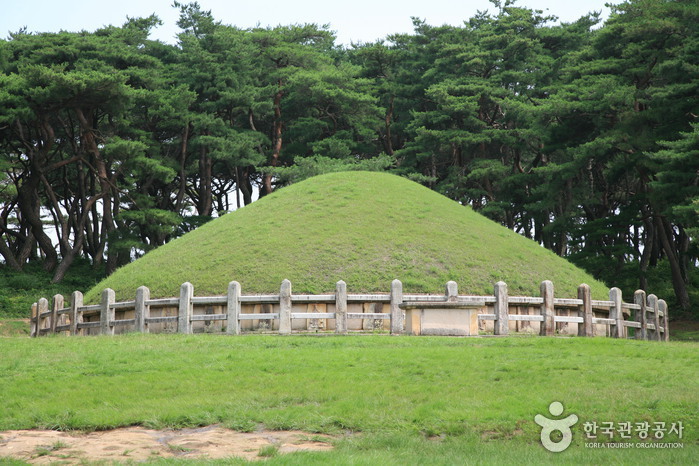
[{"xmin": 30, "ymin": 279, "xmax": 669, "ymax": 341}]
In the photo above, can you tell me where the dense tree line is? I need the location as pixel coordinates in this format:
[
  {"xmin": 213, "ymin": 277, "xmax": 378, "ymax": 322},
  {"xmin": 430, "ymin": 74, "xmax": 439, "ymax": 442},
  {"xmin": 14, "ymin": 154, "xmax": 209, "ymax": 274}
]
[{"xmin": 0, "ymin": 0, "xmax": 697, "ymax": 313}]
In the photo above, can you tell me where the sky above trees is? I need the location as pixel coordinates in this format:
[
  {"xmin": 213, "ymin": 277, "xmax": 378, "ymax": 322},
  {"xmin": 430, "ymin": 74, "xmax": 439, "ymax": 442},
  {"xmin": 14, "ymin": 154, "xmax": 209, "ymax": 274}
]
[{"xmin": 2, "ymin": 0, "xmax": 612, "ymax": 45}]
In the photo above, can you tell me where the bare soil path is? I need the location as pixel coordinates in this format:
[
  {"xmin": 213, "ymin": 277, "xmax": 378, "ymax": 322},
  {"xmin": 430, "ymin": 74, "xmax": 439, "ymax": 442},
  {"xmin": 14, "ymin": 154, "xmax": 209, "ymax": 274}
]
[{"xmin": 0, "ymin": 426, "xmax": 334, "ymax": 463}]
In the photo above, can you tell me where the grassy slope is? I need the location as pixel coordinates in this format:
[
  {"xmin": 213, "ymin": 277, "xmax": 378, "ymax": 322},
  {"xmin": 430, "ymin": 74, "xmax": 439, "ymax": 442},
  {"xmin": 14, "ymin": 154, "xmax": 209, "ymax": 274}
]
[
  {"xmin": 0, "ymin": 320, "xmax": 30, "ymax": 337},
  {"xmin": 0, "ymin": 261, "xmax": 105, "ymax": 318},
  {"xmin": 85, "ymin": 172, "xmax": 609, "ymax": 303},
  {"xmin": 0, "ymin": 335, "xmax": 696, "ymax": 464}
]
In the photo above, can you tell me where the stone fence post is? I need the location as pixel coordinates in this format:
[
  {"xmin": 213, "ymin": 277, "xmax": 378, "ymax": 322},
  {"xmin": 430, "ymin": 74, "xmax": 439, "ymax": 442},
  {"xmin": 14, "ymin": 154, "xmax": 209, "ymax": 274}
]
[
  {"xmin": 446, "ymin": 281, "xmax": 458, "ymax": 302},
  {"xmin": 51, "ymin": 294, "xmax": 63, "ymax": 334},
  {"xmin": 633, "ymin": 290, "xmax": 647, "ymax": 340},
  {"xmin": 494, "ymin": 281, "xmax": 508, "ymax": 335},
  {"xmin": 279, "ymin": 279, "xmax": 292, "ymax": 335},
  {"xmin": 100, "ymin": 288, "xmax": 116, "ymax": 335},
  {"xmin": 577, "ymin": 284, "xmax": 593, "ymax": 337},
  {"xmin": 390, "ymin": 279, "xmax": 403, "ymax": 334},
  {"xmin": 659, "ymin": 299, "xmax": 669, "ymax": 342},
  {"xmin": 30, "ymin": 302, "xmax": 38, "ymax": 337},
  {"xmin": 135, "ymin": 286, "xmax": 150, "ymax": 333},
  {"xmin": 609, "ymin": 287, "xmax": 623, "ymax": 338},
  {"xmin": 540, "ymin": 281, "xmax": 554, "ymax": 336},
  {"xmin": 70, "ymin": 291, "xmax": 84, "ymax": 336},
  {"xmin": 226, "ymin": 281, "xmax": 241, "ymax": 335},
  {"xmin": 37, "ymin": 298, "xmax": 49, "ymax": 336},
  {"xmin": 335, "ymin": 280, "xmax": 347, "ymax": 334},
  {"xmin": 647, "ymin": 294, "xmax": 659, "ymax": 341},
  {"xmin": 178, "ymin": 282, "xmax": 194, "ymax": 334}
]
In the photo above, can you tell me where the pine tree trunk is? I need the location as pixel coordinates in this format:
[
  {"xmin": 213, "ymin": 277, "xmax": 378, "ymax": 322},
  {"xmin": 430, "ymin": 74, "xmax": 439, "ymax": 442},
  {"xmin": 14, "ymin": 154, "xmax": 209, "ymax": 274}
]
[
  {"xmin": 384, "ymin": 96, "xmax": 395, "ymax": 156},
  {"xmin": 264, "ymin": 82, "xmax": 284, "ymax": 195},
  {"xmin": 17, "ymin": 174, "xmax": 58, "ymax": 271},
  {"xmin": 176, "ymin": 123, "xmax": 190, "ymax": 212},
  {"xmin": 198, "ymin": 146, "xmax": 213, "ymax": 216},
  {"xmin": 654, "ymin": 215, "xmax": 691, "ymax": 310},
  {"xmin": 0, "ymin": 238, "xmax": 22, "ymax": 271}
]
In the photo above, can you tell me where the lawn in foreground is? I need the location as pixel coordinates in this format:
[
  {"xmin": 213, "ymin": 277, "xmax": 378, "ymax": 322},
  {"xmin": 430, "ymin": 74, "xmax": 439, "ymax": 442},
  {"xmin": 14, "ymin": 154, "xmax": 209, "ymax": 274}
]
[{"xmin": 0, "ymin": 334, "xmax": 696, "ymax": 464}]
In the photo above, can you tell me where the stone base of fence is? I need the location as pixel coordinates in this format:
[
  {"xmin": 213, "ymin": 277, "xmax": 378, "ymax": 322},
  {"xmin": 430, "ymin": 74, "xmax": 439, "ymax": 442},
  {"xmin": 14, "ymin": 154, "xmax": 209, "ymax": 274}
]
[{"xmin": 30, "ymin": 279, "xmax": 669, "ymax": 341}]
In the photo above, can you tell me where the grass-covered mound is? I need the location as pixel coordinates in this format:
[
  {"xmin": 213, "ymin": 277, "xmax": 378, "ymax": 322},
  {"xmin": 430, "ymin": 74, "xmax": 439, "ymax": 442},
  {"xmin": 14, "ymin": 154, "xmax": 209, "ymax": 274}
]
[{"xmin": 85, "ymin": 171, "xmax": 608, "ymax": 302}]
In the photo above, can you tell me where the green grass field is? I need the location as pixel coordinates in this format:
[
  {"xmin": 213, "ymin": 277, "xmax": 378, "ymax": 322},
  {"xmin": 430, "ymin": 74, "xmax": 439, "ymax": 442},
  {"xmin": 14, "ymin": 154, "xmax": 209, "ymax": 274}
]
[
  {"xmin": 85, "ymin": 172, "xmax": 610, "ymax": 303},
  {"xmin": 1, "ymin": 334, "xmax": 696, "ymax": 464}
]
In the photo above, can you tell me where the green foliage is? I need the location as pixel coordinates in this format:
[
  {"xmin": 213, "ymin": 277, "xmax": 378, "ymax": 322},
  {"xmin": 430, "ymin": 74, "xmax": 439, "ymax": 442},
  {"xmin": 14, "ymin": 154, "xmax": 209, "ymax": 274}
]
[
  {"xmin": 671, "ymin": 321, "xmax": 699, "ymax": 342},
  {"xmin": 651, "ymin": 124, "xmax": 699, "ymax": 238},
  {"xmin": 0, "ymin": 0, "xmax": 698, "ymax": 314},
  {"xmin": 0, "ymin": 260, "xmax": 105, "ymax": 318},
  {"xmin": 264, "ymin": 154, "xmax": 395, "ymax": 184}
]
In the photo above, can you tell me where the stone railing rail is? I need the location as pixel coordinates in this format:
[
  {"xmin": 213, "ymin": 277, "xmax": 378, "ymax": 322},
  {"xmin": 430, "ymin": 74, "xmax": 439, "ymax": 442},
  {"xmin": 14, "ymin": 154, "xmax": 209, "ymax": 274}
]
[{"xmin": 30, "ymin": 279, "xmax": 669, "ymax": 341}]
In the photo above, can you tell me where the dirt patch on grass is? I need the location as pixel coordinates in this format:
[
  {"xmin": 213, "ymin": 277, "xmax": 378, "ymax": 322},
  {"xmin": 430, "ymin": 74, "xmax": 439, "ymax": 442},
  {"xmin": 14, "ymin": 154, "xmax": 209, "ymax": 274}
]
[{"xmin": 0, "ymin": 426, "xmax": 334, "ymax": 463}]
